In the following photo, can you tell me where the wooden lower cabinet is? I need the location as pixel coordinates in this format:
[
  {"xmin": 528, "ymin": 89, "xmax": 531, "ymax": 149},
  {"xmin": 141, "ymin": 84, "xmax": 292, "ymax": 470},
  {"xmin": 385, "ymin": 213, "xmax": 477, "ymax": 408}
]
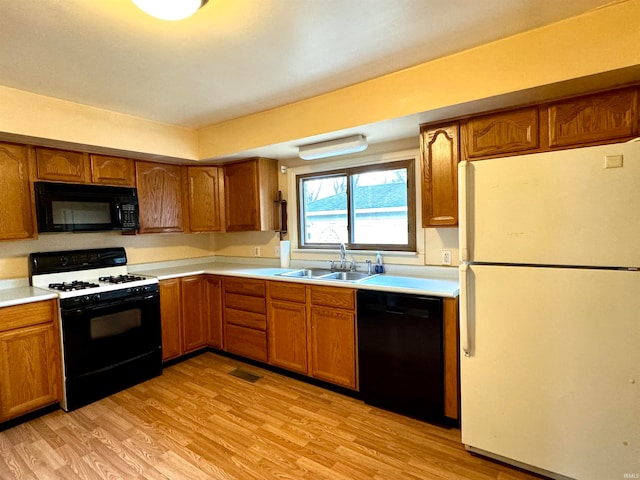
[
  {"xmin": 159, "ymin": 278, "xmax": 182, "ymax": 361},
  {"xmin": 0, "ymin": 300, "xmax": 61, "ymax": 422},
  {"xmin": 268, "ymin": 299, "xmax": 308, "ymax": 374},
  {"xmin": 206, "ymin": 276, "xmax": 223, "ymax": 349},
  {"xmin": 181, "ymin": 276, "xmax": 208, "ymax": 353},
  {"xmin": 309, "ymin": 305, "xmax": 356, "ymax": 389},
  {"xmin": 443, "ymin": 297, "xmax": 459, "ymax": 421},
  {"xmin": 160, "ymin": 276, "xmax": 221, "ymax": 361},
  {"xmin": 225, "ymin": 324, "xmax": 268, "ymax": 362},
  {"xmin": 223, "ymin": 278, "xmax": 267, "ymax": 362}
]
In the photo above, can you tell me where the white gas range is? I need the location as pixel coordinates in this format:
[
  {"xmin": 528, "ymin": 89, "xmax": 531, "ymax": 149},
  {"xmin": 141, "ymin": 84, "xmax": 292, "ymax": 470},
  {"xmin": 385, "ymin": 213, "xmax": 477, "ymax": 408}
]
[{"xmin": 29, "ymin": 247, "xmax": 162, "ymax": 411}]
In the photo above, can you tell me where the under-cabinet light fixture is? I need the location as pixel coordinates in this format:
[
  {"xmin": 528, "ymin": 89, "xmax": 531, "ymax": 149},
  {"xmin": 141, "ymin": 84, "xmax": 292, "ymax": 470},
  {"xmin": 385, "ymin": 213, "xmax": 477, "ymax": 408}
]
[
  {"xmin": 298, "ymin": 134, "xmax": 368, "ymax": 160},
  {"xmin": 131, "ymin": 0, "xmax": 209, "ymax": 21}
]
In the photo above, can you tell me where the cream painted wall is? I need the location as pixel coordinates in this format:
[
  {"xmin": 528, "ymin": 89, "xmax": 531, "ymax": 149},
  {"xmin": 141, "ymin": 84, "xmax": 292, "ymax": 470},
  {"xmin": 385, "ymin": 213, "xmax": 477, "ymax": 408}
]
[
  {"xmin": 0, "ymin": 86, "xmax": 199, "ymax": 161},
  {"xmin": 0, "ymin": 232, "xmax": 213, "ymax": 280},
  {"xmin": 198, "ymin": 0, "xmax": 640, "ymax": 158}
]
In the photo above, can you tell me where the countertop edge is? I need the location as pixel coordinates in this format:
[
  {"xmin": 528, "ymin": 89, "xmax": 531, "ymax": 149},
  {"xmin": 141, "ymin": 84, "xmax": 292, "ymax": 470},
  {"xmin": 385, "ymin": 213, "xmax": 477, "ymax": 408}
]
[{"xmin": 138, "ymin": 263, "xmax": 460, "ymax": 298}]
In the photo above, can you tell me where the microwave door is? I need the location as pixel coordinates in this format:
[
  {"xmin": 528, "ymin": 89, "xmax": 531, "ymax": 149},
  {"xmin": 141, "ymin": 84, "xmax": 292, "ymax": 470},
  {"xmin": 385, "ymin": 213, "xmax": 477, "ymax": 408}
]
[{"xmin": 51, "ymin": 200, "xmax": 114, "ymax": 231}]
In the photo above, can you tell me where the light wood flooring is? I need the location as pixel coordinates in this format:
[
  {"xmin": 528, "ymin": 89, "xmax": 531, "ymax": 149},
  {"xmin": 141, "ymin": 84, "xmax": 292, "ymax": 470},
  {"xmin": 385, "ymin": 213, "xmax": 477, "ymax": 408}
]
[{"xmin": 0, "ymin": 352, "xmax": 544, "ymax": 479}]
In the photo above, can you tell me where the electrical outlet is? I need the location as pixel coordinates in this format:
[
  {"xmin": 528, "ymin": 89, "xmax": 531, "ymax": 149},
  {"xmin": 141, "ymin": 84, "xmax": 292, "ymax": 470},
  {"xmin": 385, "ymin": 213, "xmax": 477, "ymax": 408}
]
[
  {"xmin": 274, "ymin": 245, "xmax": 280, "ymax": 257},
  {"xmin": 442, "ymin": 250, "xmax": 452, "ymax": 265},
  {"xmin": 254, "ymin": 246, "xmax": 261, "ymax": 257}
]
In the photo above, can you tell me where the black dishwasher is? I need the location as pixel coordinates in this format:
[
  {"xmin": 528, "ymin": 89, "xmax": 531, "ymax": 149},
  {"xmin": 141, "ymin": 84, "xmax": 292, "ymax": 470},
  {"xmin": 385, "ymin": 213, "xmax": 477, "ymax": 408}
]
[{"xmin": 357, "ymin": 290, "xmax": 444, "ymax": 423}]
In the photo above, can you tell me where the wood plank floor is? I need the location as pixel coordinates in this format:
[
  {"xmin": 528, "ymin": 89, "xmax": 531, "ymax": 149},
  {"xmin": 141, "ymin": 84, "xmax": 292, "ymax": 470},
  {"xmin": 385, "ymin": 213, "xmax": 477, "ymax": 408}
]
[{"xmin": 0, "ymin": 352, "xmax": 545, "ymax": 479}]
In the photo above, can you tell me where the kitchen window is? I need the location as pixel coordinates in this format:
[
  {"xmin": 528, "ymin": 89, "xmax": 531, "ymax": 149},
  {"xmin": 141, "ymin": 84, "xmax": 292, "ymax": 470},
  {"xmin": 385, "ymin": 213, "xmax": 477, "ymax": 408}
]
[{"xmin": 297, "ymin": 160, "xmax": 416, "ymax": 251}]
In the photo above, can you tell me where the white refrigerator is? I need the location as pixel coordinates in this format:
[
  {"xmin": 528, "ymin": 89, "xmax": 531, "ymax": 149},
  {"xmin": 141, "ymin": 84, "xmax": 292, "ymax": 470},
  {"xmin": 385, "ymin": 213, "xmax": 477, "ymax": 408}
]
[{"xmin": 458, "ymin": 140, "xmax": 640, "ymax": 480}]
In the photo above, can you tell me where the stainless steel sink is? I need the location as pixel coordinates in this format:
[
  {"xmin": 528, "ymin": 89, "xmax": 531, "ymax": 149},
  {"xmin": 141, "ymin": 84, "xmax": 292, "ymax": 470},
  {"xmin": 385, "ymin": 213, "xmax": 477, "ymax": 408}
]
[
  {"xmin": 277, "ymin": 268, "xmax": 334, "ymax": 278},
  {"xmin": 320, "ymin": 271, "xmax": 377, "ymax": 282},
  {"xmin": 278, "ymin": 268, "xmax": 377, "ymax": 283}
]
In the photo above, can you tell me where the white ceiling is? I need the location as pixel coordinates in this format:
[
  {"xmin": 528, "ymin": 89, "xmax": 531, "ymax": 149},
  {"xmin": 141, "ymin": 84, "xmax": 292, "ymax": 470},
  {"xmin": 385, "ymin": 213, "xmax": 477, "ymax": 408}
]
[{"xmin": 0, "ymin": 0, "xmax": 621, "ymax": 158}]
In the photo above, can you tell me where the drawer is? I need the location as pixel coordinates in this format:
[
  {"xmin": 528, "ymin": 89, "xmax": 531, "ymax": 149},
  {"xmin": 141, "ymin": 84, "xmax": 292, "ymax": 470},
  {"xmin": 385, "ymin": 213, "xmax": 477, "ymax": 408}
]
[
  {"xmin": 310, "ymin": 286, "xmax": 355, "ymax": 310},
  {"xmin": 225, "ymin": 308, "xmax": 266, "ymax": 330},
  {"xmin": 268, "ymin": 281, "xmax": 306, "ymax": 303},
  {"xmin": 225, "ymin": 293, "xmax": 266, "ymax": 314},
  {"xmin": 224, "ymin": 277, "xmax": 266, "ymax": 297},
  {"xmin": 0, "ymin": 300, "xmax": 56, "ymax": 332},
  {"xmin": 225, "ymin": 324, "xmax": 267, "ymax": 362}
]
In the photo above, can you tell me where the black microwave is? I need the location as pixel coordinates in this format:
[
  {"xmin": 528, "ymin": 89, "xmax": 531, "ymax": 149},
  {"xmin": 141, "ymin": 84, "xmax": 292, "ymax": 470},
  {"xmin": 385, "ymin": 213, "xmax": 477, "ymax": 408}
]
[{"xmin": 34, "ymin": 181, "xmax": 139, "ymax": 233}]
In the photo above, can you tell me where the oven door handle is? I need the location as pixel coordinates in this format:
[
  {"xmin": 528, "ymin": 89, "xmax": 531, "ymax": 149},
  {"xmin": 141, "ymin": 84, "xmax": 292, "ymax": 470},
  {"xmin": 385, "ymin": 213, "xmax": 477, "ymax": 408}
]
[{"xmin": 62, "ymin": 293, "xmax": 158, "ymax": 315}]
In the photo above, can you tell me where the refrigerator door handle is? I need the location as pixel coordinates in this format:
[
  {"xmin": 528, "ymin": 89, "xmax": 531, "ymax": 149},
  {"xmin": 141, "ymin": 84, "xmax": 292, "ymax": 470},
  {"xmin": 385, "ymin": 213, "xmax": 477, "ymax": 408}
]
[
  {"xmin": 460, "ymin": 263, "xmax": 472, "ymax": 357},
  {"xmin": 458, "ymin": 161, "xmax": 469, "ymax": 262}
]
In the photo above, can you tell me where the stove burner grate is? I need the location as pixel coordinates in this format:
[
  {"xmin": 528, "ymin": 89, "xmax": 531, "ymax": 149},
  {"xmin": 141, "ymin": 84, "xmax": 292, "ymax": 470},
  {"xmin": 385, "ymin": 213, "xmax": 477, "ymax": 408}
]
[
  {"xmin": 48, "ymin": 281, "xmax": 100, "ymax": 292},
  {"xmin": 99, "ymin": 274, "xmax": 146, "ymax": 284}
]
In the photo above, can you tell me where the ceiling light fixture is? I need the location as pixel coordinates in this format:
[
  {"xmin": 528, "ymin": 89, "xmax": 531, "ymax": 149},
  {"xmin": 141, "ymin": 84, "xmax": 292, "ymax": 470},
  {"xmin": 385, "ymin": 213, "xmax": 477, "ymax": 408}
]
[
  {"xmin": 298, "ymin": 134, "xmax": 368, "ymax": 161},
  {"xmin": 131, "ymin": 0, "xmax": 209, "ymax": 21}
]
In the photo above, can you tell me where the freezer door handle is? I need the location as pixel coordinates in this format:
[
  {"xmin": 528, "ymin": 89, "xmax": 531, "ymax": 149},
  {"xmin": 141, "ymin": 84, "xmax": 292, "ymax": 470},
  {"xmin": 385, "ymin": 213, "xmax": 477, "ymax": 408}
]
[
  {"xmin": 458, "ymin": 161, "xmax": 469, "ymax": 262},
  {"xmin": 460, "ymin": 263, "xmax": 472, "ymax": 357}
]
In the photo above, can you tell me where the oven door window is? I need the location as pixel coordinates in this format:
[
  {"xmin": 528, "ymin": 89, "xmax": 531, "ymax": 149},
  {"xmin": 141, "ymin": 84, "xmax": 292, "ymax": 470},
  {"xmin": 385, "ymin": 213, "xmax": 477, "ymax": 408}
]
[{"xmin": 62, "ymin": 297, "xmax": 160, "ymax": 377}]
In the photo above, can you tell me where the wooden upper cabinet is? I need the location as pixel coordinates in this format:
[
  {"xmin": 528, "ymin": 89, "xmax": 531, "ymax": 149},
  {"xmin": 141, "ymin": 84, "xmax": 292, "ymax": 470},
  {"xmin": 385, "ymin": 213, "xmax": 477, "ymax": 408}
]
[
  {"xmin": 35, "ymin": 147, "xmax": 90, "ymax": 183},
  {"xmin": 0, "ymin": 142, "xmax": 35, "ymax": 241},
  {"xmin": 90, "ymin": 154, "xmax": 135, "ymax": 186},
  {"xmin": 187, "ymin": 166, "xmax": 223, "ymax": 232},
  {"xmin": 136, "ymin": 161, "xmax": 184, "ymax": 233},
  {"xmin": 548, "ymin": 87, "xmax": 638, "ymax": 148},
  {"xmin": 224, "ymin": 157, "xmax": 278, "ymax": 232},
  {"xmin": 420, "ymin": 123, "xmax": 459, "ymax": 227},
  {"xmin": 462, "ymin": 107, "xmax": 539, "ymax": 159}
]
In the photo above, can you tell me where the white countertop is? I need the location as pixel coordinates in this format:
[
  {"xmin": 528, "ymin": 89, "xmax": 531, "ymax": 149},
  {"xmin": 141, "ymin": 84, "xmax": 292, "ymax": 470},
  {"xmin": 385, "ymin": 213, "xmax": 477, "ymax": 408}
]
[
  {"xmin": 0, "ymin": 257, "xmax": 459, "ymax": 310},
  {"xmin": 135, "ymin": 261, "xmax": 460, "ymax": 298},
  {"xmin": 0, "ymin": 286, "xmax": 58, "ymax": 309}
]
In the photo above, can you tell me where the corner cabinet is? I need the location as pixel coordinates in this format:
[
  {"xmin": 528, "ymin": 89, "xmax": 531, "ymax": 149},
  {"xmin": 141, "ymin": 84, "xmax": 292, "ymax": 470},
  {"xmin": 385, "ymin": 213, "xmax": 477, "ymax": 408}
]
[
  {"xmin": 0, "ymin": 300, "xmax": 61, "ymax": 422},
  {"xmin": 0, "ymin": 142, "xmax": 36, "ymax": 241},
  {"xmin": 420, "ymin": 123, "xmax": 459, "ymax": 227},
  {"xmin": 159, "ymin": 275, "xmax": 219, "ymax": 362},
  {"xmin": 136, "ymin": 161, "xmax": 185, "ymax": 233},
  {"xmin": 224, "ymin": 157, "xmax": 278, "ymax": 232}
]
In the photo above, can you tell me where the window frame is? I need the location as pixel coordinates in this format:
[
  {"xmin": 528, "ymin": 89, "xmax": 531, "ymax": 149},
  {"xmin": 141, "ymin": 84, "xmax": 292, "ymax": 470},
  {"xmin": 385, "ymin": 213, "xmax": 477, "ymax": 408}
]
[{"xmin": 296, "ymin": 159, "xmax": 416, "ymax": 252}]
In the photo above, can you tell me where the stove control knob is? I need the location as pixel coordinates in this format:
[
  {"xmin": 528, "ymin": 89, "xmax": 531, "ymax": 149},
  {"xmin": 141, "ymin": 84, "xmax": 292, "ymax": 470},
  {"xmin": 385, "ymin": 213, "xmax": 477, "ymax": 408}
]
[{"xmin": 132, "ymin": 287, "xmax": 143, "ymax": 294}]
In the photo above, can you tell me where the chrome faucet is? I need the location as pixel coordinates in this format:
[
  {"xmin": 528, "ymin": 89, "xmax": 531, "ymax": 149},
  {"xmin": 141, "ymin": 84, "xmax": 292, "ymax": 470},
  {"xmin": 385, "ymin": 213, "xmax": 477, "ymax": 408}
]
[{"xmin": 339, "ymin": 243, "xmax": 347, "ymax": 270}]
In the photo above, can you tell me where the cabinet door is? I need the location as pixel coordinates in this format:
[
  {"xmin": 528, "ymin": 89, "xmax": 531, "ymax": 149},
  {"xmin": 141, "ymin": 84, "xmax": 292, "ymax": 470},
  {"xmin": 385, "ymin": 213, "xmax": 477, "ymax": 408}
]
[
  {"xmin": 90, "ymin": 154, "xmax": 135, "ymax": 186},
  {"xmin": 420, "ymin": 124, "xmax": 459, "ymax": 227},
  {"xmin": 309, "ymin": 306, "xmax": 356, "ymax": 389},
  {"xmin": 0, "ymin": 323, "xmax": 61, "ymax": 421},
  {"xmin": 181, "ymin": 276, "xmax": 207, "ymax": 353},
  {"xmin": 160, "ymin": 278, "xmax": 182, "ymax": 361},
  {"xmin": 0, "ymin": 142, "xmax": 35, "ymax": 240},
  {"xmin": 206, "ymin": 276, "xmax": 224, "ymax": 349},
  {"xmin": 35, "ymin": 147, "xmax": 89, "ymax": 183},
  {"xmin": 268, "ymin": 300, "xmax": 308, "ymax": 374},
  {"xmin": 187, "ymin": 166, "xmax": 223, "ymax": 232},
  {"xmin": 224, "ymin": 159, "xmax": 260, "ymax": 231},
  {"xmin": 462, "ymin": 107, "xmax": 539, "ymax": 159},
  {"xmin": 136, "ymin": 161, "xmax": 184, "ymax": 233},
  {"xmin": 548, "ymin": 87, "xmax": 638, "ymax": 148}
]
